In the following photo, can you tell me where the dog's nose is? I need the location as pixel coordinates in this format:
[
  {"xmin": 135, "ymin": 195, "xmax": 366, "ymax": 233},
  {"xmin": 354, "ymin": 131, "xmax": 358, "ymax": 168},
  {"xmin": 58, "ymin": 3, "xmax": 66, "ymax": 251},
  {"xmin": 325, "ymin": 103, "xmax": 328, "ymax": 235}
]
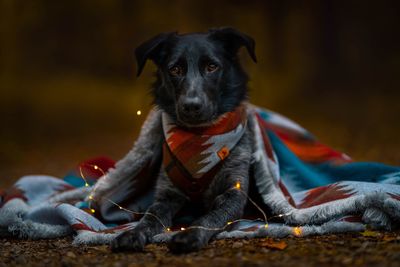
[{"xmin": 182, "ymin": 98, "xmax": 203, "ymax": 115}]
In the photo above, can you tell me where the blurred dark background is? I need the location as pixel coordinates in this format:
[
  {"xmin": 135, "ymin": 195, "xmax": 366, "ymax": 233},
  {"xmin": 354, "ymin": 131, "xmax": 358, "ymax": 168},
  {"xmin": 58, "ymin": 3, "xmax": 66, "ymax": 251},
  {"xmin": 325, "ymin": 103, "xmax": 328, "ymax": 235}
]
[{"xmin": 1, "ymin": 0, "xmax": 400, "ymax": 186}]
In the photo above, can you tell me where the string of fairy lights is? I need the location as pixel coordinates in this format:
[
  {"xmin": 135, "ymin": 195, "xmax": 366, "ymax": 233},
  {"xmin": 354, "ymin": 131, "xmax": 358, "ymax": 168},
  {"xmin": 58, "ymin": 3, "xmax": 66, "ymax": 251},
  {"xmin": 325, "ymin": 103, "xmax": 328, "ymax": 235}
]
[
  {"xmin": 79, "ymin": 163, "xmax": 303, "ymax": 236},
  {"xmin": 78, "ymin": 111, "xmax": 303, "ymax": 237}
]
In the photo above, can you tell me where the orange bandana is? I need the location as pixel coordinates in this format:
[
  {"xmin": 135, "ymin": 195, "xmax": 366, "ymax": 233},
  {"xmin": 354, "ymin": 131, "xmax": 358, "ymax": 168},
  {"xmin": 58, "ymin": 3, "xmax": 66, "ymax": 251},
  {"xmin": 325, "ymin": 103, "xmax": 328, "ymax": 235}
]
[{"xmin": 162, "ymin": 104, "xmax": 248, "ymax": 200}]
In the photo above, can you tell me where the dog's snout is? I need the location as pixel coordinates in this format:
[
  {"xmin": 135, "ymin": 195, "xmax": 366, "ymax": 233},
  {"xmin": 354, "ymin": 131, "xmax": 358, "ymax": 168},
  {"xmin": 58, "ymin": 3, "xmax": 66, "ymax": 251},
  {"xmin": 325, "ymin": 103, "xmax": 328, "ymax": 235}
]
[{"xmin": 181, "ymin": 98, "xmax": 203, "ymax": 115}]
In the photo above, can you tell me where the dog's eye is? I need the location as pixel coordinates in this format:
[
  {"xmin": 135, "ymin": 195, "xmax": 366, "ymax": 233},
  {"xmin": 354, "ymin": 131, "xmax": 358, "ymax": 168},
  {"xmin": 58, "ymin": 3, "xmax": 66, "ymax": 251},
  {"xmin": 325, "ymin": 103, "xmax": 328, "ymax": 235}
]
[
  {"xmin": 206, "ymin": 62, "xmax": 219, "ymax": 73},
  {"xmin": 169, "ymin": 66, "xmax": 183, "ymax": 77}
]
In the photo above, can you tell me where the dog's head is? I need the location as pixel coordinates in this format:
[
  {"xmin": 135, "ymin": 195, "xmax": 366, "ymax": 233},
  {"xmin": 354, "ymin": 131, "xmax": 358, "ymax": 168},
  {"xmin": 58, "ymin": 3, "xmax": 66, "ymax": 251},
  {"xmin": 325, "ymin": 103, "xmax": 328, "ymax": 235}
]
[{"xmin": 135, "ymin": 27, "xmax": 256, "ymax": 127}]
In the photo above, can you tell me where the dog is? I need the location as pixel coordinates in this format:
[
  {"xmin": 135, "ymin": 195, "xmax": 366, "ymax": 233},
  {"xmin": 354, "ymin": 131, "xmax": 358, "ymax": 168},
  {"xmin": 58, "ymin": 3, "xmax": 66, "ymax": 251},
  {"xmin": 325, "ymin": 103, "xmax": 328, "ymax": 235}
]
[
  {"xmin": 105, "ymin": 27, "xmax": 258, "ymax": 253},
  {"xmin": 83, "ymin": 27, "xmax": 400, "ymax": 253}
]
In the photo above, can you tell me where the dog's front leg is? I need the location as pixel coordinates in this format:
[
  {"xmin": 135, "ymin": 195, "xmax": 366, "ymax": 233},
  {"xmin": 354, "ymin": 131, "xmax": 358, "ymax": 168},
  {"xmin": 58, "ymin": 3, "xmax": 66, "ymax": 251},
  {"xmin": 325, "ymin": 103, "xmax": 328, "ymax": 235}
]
[
  {"xmin": 168, "ymin": 186, "xmax": 248, "ymax": 253},
  {"xmin": 89, "ymin": 108, "xmax": 162, "ymax": 203},
  {"xmin": 167, "ymin": 127, "xmax": 252, "ymax": 253},
  {"xmin": 111, "ymin": 172, "xmax": 188, "ymax": 252}
]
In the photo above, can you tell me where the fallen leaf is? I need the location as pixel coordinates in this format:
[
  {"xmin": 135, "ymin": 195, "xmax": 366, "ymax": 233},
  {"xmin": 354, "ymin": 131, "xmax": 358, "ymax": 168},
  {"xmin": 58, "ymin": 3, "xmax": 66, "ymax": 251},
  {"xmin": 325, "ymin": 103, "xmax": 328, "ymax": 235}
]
[
  {"xmin": 232, "ymin": 242, "xmax": 243, "ymax": 249},
  {"xmin": 66, "ymin": 251, "xmax": 76, "ymax": 258},
  {"xmin": 383, "ymin": 236, "xmax": 397, "ymax": 242},
  {"xmin": 259, "ymin": 240, "xmax": 288, "ymax": 250},
  {"xmin": 361, "ymin": 230, "xmax": 380, "ymax": 237},
  {"xmin": 90, "ymin": 245, "xmax": 109, "ymax": 252}
]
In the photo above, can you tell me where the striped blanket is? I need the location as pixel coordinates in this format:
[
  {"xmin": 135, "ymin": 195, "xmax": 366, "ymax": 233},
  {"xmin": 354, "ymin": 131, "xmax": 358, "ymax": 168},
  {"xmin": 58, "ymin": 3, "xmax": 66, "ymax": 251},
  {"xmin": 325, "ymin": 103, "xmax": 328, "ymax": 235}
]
[{"xmin": 1, "ymin": 105, "xmax": 400, "ymax": 245}]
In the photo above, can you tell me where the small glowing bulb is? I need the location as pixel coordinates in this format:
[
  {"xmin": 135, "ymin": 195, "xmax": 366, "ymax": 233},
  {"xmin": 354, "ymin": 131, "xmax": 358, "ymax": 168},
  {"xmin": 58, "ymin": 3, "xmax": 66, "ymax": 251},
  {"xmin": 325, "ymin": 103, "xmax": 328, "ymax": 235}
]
[
  {"xmin": 180, "ymin": 227, "xmax": 186, "ymax": 231},
  {"xmin": 88, "ymin": 195, "xmax": 94, "ymax": 200},
  {"xmin": 264, "ymin": 224, "xmax": 269, "ymax": 229},
  {"xmin": 93, "ymin": 165, "xmax": 98, "ymax": 170},
  {"xmin": 278, "ymin": 214, "xmax": 284, "ymax": 217},
  {"xmin": 136, "ymin": 110, "xmax": 142, "ymax": 116},
  {"xmin": 118, "ymin": 206, "xmax": 122, "ymax": 210},
  {"xmin": 235, "ymin": 182, "xmax": 241, "ymax": 190},
  {"xmin": 85, "ymin": 183, "xmax": 89, "ymax": 187},
  {"xmin": 293, "ymin": 226, "xmax": 302, "ymax": 236},
  {"xmin": 90, "ymin": 209, "xmax": 95, "ymax": 213},
  {"xmin": 166, "ymin": 227, "xmax": 171, "ymax": 232},
  {"xmin": 227, "ymin": 221, "xmax": 232, "ymax": 225}
]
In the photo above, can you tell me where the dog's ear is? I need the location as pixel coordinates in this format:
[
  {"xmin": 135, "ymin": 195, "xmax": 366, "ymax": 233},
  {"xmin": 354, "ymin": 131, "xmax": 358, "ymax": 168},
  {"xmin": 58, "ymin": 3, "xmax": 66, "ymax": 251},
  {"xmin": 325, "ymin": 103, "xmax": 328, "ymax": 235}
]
[
  {"xmin": 208, "ymin": 27, "xmax": 257, "ymax": 63},
  {"xmin": 135, "ymin": 32, "xmax": 176, "ymax": 76}
]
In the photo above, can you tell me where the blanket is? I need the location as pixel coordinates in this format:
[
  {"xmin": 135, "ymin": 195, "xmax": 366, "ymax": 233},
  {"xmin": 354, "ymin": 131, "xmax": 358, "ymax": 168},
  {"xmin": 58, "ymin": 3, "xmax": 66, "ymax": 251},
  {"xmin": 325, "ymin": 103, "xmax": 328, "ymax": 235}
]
[{"xmin": 1, "ymin": 105, "xmax": 400, "ymax": 245}]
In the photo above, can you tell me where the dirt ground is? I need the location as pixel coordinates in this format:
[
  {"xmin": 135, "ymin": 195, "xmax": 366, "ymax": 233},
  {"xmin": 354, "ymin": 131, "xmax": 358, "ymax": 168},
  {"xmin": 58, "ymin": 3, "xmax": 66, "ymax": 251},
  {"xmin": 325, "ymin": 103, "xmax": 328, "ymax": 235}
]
[
  {"xmin": 2, "ymin": 163, "xmax": 400, "ymax": 267},
  {"xmin": 1, "ymin": 232, "xmax": 400, "ymax": 267}
]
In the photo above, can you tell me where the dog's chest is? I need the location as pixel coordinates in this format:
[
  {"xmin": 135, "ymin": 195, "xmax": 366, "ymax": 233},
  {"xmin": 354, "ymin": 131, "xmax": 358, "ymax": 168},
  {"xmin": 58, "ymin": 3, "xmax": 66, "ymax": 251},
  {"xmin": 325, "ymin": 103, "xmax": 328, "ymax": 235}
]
[{"xmin": 161, "ymin": 106, "xmax": 247, "ymax": 200}]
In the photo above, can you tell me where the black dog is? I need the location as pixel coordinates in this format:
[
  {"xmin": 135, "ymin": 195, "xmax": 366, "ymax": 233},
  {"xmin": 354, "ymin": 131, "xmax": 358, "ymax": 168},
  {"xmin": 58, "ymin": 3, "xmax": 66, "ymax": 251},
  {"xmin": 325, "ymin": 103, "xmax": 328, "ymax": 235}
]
[{"xmin": 103, "ymin": 28, "xmax": 257, "ymax": 253}]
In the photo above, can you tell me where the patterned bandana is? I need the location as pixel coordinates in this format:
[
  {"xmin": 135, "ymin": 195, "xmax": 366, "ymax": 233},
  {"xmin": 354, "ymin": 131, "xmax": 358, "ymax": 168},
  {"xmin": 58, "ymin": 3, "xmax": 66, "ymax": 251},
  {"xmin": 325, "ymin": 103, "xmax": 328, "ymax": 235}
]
[{"xmin": 162, "ymin": 104, "xmax": 248, "ymax": 200}]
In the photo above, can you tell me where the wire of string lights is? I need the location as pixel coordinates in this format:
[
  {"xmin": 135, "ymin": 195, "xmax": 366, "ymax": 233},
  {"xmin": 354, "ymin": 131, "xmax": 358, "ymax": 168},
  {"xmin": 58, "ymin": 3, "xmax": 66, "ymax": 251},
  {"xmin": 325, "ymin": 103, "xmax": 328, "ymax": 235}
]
[{"xmin": 79, "ymin": 163, "xmax": 302, "ymax": 236}]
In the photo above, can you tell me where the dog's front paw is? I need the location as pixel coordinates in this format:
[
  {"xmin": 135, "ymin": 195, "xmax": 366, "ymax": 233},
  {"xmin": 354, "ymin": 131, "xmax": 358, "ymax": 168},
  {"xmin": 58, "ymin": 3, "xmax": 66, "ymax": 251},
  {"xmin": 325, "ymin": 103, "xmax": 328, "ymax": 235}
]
[
  {"xmin": 284, "ymin": 209, "xmax": 309, "ymax": 225},
  {"xmin": 111, "ymin": 229, "xmax": 147, "ymax": 252},
  {"xmin": 168, "ymin": 229, "xmax": 207, "ymax": 254}
]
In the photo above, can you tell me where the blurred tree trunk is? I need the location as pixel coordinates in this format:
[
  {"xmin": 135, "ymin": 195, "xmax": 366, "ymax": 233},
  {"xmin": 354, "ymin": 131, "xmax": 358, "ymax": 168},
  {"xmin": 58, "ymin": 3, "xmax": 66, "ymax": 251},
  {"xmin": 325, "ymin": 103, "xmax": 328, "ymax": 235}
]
[
  {"xmin": 264, "ymin": 0, "xmax": 289, "ymax": 70},
  {"xmin": 313, "ymin": 0, "xmax": 340, "ymax": 84},
  {"xmin": 0, "ymin": 0, "xmax": 19, "ymax": 90}
]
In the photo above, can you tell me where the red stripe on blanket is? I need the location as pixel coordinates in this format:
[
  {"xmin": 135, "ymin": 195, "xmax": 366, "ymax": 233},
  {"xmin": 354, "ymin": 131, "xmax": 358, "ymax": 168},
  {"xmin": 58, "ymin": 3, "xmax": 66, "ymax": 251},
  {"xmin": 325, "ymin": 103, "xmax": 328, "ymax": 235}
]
[
  {"xmin": 255, "ymin": 113, "xmax": 276, "ymax": 162},
  {"xmin": 72, "ymin": 218, "xmax": 96, "ymax": 232},
  {"xmin": 278, "ymin": 181, "xmax": 296, "ymax": 207},
  {"xmin": 76, "ymin": 156, "xmax": 116, "ymax": 179},
  {"xmin": 388, "ymin": 193, "xmax": 400, "ymax": 201},
  {"xmin": 257, "ymin": 115, "xmax": 351, "ymax": 164},
  {"xmin": 340, "ymin": 216, "xmax": 362, "ymax": 223},
  {"xmin": 297, "ymin": 183, "xmax": 355, "ymax": 208},
  {"xmin": 0, "ymin": 186, "xmax": 28, "ymax": 208}
]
